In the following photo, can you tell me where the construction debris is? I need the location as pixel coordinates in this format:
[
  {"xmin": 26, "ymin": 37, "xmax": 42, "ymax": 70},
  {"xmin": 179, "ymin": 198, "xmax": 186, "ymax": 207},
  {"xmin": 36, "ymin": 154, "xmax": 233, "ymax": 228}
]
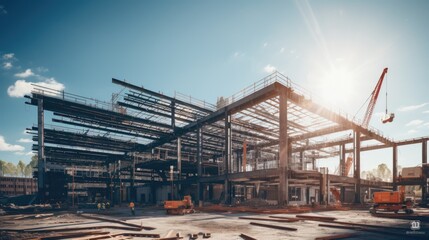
[
  {"xmin": 249, "ymin": 222, "xmax": 298, "ymax": 231},
  {"xmin": 314, "ymin": 233, "xmax": 359, "ymax": 240},
  {"xmin": 295, "ymin": 215, "xmax": 337, "ymax": 221},
  {"xmin": 239, "ymin": 233, "xmax": 258, "ymax": 240},
  {"xmin": 76, "ymin": 213, "xmax": 156, "ymax": 230},
  {"xmin": 239, "ymin": 216, "xmax": 299, "ymax": 222}
]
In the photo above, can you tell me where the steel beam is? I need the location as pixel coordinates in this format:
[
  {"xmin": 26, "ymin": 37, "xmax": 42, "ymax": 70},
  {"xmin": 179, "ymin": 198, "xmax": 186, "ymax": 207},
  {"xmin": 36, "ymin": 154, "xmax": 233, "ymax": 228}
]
[
  {"xmin": 278, "ymin": 90, "xmax": 288, "ymax": 206},
  {"xmin": 197, "ymin": 128, "xmax": 203, "ymax": 204},
  {"xmin": 353, "ymin": 131, "xmax": 361, "ymax": 204},
  {"xmin": 393, "ymin": 144, "xmax": 398, "ymax": 191},
  {"xmin": 37, "ymin": 99, "xmax": 45, "ymax": 202},
  {"xmin": 224, "ymin": 113, "xmax": 232, "ymax": 204}
]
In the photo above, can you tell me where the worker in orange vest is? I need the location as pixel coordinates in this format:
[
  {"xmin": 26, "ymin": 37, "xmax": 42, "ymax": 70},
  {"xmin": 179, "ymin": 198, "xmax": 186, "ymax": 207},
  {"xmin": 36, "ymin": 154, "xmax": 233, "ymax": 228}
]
[{"xmin": 129, "ymin": 201, "xmax": 135, "ymax": 216}]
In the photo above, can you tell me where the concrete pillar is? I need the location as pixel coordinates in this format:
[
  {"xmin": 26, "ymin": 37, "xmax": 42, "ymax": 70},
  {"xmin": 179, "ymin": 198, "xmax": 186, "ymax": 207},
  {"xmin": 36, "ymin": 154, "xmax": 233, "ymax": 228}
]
[
  {"xmin": 224, "ymin": 113, "xmax": 232, "ymax": 204},
  {"xmin": 393, "ymin": 144, "xmax": 398, "ymax": 191},
  {"xmin": 278, "ymin": 91, "xmax": 289, "ymax": 206},
  {"xmin": 37, "ymin": 98, "xmax": 46, "ymax": 202},
  {"xmin": 197, "ymin": 128, "xmax": 203, "ymax": 204},
  {"xmin": 353, "ymin": 131, "xmax": 361, "ymax": 204},
  {"xmin": 299, "ymin": 151, "xmax": 304, "ymax": 170}
]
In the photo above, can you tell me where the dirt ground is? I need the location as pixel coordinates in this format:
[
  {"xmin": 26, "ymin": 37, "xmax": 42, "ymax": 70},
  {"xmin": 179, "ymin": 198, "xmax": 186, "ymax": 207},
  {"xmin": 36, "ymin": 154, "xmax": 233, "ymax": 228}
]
[{"xmin": 0, "ymin": 206, "xmax": 428, "ymax": 240}]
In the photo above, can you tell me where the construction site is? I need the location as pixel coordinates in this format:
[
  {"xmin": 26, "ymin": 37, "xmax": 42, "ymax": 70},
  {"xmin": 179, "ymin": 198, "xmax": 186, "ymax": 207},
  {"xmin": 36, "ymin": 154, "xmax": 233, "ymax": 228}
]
[{"xmin": 1, "ymin": 71, "xmax": 428, "ymax": 239}]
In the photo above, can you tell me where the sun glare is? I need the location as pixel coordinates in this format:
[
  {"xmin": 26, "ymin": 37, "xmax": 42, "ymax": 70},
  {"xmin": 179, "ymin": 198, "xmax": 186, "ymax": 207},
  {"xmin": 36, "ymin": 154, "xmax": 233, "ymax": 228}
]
[{"xmin": 320, "ymin": 65, "xmax": 354, "ymax": 108}]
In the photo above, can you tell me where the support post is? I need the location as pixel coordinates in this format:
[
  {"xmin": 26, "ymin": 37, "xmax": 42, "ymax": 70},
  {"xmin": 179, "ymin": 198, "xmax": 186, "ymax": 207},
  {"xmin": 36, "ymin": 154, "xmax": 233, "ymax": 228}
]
[
  {"xmin": 242, "ymin": 141, "xmax": 247, "ymax": 172},
  {"xmin": 340, "ymin": 144, "xmax": 346, "ymax": 202},
  {"xmin": 422, "ymin": 140, "xmax": 428, "ymax": 204},
  {"xmin": 393, "ymin": 144, "xmax": 398, "ymax": 191},
  {"xmin": 299, "ymin": 151, "xmax": 304, "ymax": 170},
  {"xmin": 130, "ymin": 154, "xmax": 135, "ymax": 201},
  {"xmin": 177, "ymin": 137, "xmax": 182, "ymax": 197},
  {"xmin": 353, "ymin": 131, "xmax": 361, "ymax": 204},
  {"xmin": 171, "ymin": 100, "xmax": 176, "ymax": 129},
  {"xmin": 37, "ymin": 98, "xmax": 45, "ymax": 202},
  {"xmin": 278, "ymin": 90, "xmax": 289, "ymax": 206},
  {"xmin": 197, "ymin": 128, "xmax": 203, "ymax": 205},
  {"xmin": 224, "ymin": 113, "xmax": 232, "ymax": 204}
]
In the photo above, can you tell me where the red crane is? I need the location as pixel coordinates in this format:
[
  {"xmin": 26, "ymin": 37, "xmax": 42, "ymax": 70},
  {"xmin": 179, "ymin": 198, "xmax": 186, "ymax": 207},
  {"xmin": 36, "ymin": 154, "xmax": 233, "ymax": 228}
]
[
  {"xmin": 344, "ymin": 68, "xmax": 394, "ymax": 177},
  {"xmin": 362, "ymin": 67, "xmax": 394, "ymax": 128}
]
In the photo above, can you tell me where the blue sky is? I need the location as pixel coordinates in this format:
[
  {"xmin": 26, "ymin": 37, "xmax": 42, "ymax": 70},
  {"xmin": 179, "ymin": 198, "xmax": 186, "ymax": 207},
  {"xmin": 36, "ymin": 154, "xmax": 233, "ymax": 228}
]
[{"xmin": 0, "ymin": 0, "xmax": 428, "ymax": 173}]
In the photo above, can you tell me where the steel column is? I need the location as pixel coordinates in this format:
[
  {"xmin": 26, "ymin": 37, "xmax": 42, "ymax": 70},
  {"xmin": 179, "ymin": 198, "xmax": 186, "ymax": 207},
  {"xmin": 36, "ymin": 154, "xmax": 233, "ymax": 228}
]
[
  {"xmin": 197, "ymin": 128, "xmax": 203, "ymax": 205},
  {"xmin": 130, "ymin": 154, "xmax": 135, "ymax": 201},
  {"xmin": 37, "ymin": 99, "xmax": 45, "ymax": 202},
  {"xmin": 423, "ymin": 140, "xmax": 427, "ymax": 164},
  {"xmin": 392, "ymin": 144, "xmax": 398, "ymax": 191},
  {"xmin": 353, "ymin": 131, "xmax": 361, "ymax": 204},
  {"xmin": 224, "ymin": 113, "xmax": 232, "ymax": 204},
  {"xmin": 278, "ymin": 91, "xmax": 288, "ymax": 206}
]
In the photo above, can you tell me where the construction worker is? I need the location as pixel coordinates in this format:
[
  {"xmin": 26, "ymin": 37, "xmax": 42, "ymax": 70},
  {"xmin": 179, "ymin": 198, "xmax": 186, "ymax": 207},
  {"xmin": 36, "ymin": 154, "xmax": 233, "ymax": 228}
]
[
  {"xmin": 129, "ymin": 201, "xmax": 135, "ymax": 216},
  {"xmin": 97, "ymin": 202, "xmax": 101, "ymax": 212}
]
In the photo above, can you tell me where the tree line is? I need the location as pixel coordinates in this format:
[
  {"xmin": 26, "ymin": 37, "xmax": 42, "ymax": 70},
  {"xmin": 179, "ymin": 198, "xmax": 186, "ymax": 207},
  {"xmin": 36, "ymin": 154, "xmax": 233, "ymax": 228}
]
[{"xmin": 0, "ymin": 155, "xmax": 37, "ymax": 177}]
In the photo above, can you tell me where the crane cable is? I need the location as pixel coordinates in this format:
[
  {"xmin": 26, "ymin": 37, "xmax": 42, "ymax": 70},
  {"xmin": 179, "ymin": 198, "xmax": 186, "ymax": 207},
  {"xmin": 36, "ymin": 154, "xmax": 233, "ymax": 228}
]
[{"xmin": 385, "ymin": 74, "xmax": 388, "ymax": 115}]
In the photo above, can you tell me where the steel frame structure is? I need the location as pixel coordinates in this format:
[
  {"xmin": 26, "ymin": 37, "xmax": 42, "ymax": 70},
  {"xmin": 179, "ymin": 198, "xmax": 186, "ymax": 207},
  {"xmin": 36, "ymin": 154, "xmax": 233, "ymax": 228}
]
[{"xmin": 25, "ymin": 72, "xmax": 428, "ymax": 205}]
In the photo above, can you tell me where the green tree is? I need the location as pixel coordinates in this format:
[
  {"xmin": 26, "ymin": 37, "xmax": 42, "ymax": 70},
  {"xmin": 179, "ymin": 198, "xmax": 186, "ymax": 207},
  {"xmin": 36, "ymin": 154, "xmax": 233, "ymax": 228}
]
[
  {"xmin": 376, "ymin": 163, "xmax": 392, "ymax": 181},
  {"xmin": 4, "ymin": 162, "xmax": 18, "ymax": 176},
  {"xmin": 0, "ymin": 160, "xmax": 6, "ymax": 176},
  {"xmin": 29, "ymin": 155, "xmax": 38, "ymax": 167},
  {"xmin": 24, "ymin": 155, "xmax": 38, "ymax": 177},
  {"xmin": 18, "ymin": 160, "xmax": 26, "ymax": 176}
]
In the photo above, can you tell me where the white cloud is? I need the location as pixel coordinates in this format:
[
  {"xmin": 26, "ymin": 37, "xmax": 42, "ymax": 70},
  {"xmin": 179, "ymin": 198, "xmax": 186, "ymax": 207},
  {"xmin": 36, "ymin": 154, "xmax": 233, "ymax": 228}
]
[
  {"xmin": 263, "ymin": 42, "xmax": 268, "ymax": 48},
  {"xmin": 405, "ymin": 119, "xmax": 424, "ymax": 127},
  {"xmin": 18, "ymin": 138, "xmax": 32, "ymax": 143},
  {"xmin": 26, "ymin": 151, "xmax": 34, "ymax": 156},
  {"xmin": 280, "ymin": 48, "xmax": 285, "ymax": 53},
  {"xmin": 397, "ymin": 103, "xmax": 428, "ymax": 112},
  {"xmin": 408, "ymin": 129, "xmax": 417, "ymax": 134},
  {"xmin": 3, "ymin": 62, "xmax": 12, "ymax": 69},
  {"xmin": 7, "ymin": 78, "xmax": 65, "ymax": 98},
  {"xmin": 15, "ymin": 69, "xmax": 35, "ymax": 78},
  {"xmin": 423, "ymin": 110, "xmax": 429, "ymax": 114},
  {"xmin": 0, "ymin": 135, "xmax": 25, "ymax": 152},
  {"xmin": 264, "ymin": 64, "xmax": 276, "ymax": 73},
  {"xmin": 15, "ymin": 152, "xmax": 25, "ymax": 155},
  {"xmin": 3, "ymin": 53, "xmax": 14, "ymax": 59}
]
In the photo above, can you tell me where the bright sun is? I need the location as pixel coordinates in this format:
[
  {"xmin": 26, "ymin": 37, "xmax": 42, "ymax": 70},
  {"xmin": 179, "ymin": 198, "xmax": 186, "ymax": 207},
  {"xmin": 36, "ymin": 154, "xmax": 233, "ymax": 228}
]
[{"xmin": 320, "ymin": 66, "xmax": 355, "ymax": 108}]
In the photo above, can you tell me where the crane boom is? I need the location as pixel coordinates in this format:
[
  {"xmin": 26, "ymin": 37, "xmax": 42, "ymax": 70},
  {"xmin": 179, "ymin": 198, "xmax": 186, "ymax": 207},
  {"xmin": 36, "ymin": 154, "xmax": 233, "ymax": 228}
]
[{"xmin": 361, "ymin": 68, "xmax": 388, "ymax": 128}]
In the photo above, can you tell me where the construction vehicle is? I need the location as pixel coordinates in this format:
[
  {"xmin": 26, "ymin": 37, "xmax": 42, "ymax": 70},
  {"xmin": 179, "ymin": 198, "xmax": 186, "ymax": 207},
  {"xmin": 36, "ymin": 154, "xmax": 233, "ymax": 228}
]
[
  {"xmin": 369, "ymin": 186, "xmax": 414, "ymax": 214},
  {"xmin": 164, "ymin": 195, "xmax": 195, "ymax": 215}
]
